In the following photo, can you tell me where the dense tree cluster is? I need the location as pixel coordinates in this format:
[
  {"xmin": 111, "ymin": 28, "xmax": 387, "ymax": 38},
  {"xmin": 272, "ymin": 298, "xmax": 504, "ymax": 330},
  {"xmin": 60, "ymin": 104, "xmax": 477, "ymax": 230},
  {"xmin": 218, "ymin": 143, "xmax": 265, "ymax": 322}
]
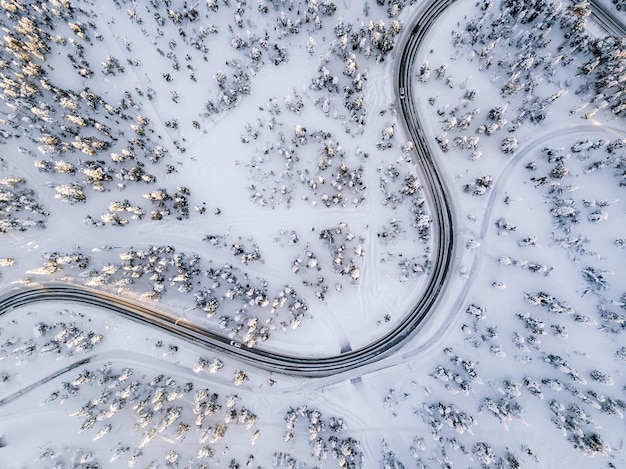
[
  {"xmin": 0, "ymin": 174, "xmax": 48, "ymax": 233},
  {"xmin": 0, "ymin": 318, "xmax": 102, "ymax": 370},
  {"xmin": 285, "ymin": 222, "xmax": 366, "ymax": 301},
  {"xmin": 308, "ymin": 15, "xmax": 403, "ymax": 132},
  {"xmin": 203, "ymin": 233, "xmax": 263, "ymax": 268},
  {"xmin": 378, "ymin": 0, "xmax": 418, "ymax": 18},
  {"xmin": 578, "ymin": 32, "xmax": 626, "ymax": 117},
  {"xmin": 0, "ymin": 0, "xmax": 202, "ymax": 229},
  {"xmin": 347, "ymin": 17, "xmax": 403, "ymax": 63},
  {"xmin": 418, "ymin": 400, "xmax": 477, "ymax": 434},
  {"xmin": 86, "ymin": 199, "xmax": 145, "ymax": 227},
  {"xmin": 549, "ymin": 400, "xmax": 611, "ymax": 457},
  {"xmin": 463, "ymin": 174, "xmax": 493, "ymax": 196},
  {"xmin": 282, "ymin": 405, "xmax": 362, "ymax": 468},
  {"xmin": 319, "ymin": 222, "xmax": 363, "ymax": 282},
  {"xmin": 27, "ymin": 250, "xmax": 90, "ymax": 276},
  {"xmin": 298, "ymin": 130, "xmax": 366, "ymax": 208},
  {"xmin": 52, "ymin": 181, "xmax": 86, "ymax": 204},
  {"xmin": 378, "ymin": 155, "xmax": 422, "ymax": 205},
  {"xmin": 143, "ymin": 186, "xmax": 190, "ymax": 220},
  {"xmin": 40, "ymin": 362, "xmax": 259, "ymax": 467},
  {"xmin": 245, "ymin": 107, "xmax": 366, "ymax": 209}
]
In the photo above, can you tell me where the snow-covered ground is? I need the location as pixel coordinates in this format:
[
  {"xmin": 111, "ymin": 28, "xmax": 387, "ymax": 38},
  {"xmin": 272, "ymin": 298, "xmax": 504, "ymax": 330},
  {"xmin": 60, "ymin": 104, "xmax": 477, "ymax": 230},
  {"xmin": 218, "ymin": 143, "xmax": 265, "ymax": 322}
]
[{"xmin": 0, "ymin": 0, "xmax": 625, "ymax": 467}]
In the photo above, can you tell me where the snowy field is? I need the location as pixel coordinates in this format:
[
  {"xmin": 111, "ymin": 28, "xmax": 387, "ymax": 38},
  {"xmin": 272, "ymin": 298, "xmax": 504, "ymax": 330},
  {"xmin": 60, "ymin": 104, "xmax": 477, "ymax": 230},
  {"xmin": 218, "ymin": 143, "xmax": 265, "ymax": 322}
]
[{"xmin": 0, "ymin": 0, "xmax": 625, "ymax": 467}]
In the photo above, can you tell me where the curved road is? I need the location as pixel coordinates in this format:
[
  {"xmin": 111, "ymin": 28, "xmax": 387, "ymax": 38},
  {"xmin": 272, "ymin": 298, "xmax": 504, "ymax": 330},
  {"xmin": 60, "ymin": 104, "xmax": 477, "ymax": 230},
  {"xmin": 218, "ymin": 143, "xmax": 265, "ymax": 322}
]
[
  {"xmin": 1, "ymin": 1, "xmax": 622, "ymax": 378},
  {"xmin": 0, "ymin": 0, "xmax": 456, "ymax": 378}
]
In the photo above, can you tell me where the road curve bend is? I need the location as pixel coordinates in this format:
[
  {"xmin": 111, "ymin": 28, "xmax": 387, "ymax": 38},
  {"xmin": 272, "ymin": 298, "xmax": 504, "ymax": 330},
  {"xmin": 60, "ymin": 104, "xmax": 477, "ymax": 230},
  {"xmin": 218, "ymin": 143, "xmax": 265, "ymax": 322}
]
[{"xmin": 0, "ymin": 0, "xmax": 456, "ymax": 378}]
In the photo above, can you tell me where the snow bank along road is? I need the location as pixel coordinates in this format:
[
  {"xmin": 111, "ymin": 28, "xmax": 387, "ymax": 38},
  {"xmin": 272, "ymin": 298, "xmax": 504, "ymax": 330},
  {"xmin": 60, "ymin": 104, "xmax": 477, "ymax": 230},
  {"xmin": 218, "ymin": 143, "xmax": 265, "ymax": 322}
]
[{"xmin": 1, "ymin": 0, "xmax": 622, "ymax": 378}]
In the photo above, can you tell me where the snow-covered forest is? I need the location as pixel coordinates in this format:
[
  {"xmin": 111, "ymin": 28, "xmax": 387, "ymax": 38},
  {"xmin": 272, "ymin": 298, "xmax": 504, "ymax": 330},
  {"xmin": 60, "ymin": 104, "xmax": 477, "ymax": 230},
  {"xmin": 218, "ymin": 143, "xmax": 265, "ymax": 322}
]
[{"xmin": 0, "ymin": 0, "xmax": 625, "ymax": 467}]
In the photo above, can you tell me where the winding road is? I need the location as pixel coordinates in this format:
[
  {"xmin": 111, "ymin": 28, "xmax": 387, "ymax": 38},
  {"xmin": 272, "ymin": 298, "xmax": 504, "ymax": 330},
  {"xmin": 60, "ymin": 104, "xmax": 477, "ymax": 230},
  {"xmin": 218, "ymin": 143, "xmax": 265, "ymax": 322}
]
[
  {"xmin": 1, "ymin": 0, "xmax": 623, "ymax": 378},
  {"xmin": 0, "ymin": 0, "xmax": 456, "ymax": 379}
]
